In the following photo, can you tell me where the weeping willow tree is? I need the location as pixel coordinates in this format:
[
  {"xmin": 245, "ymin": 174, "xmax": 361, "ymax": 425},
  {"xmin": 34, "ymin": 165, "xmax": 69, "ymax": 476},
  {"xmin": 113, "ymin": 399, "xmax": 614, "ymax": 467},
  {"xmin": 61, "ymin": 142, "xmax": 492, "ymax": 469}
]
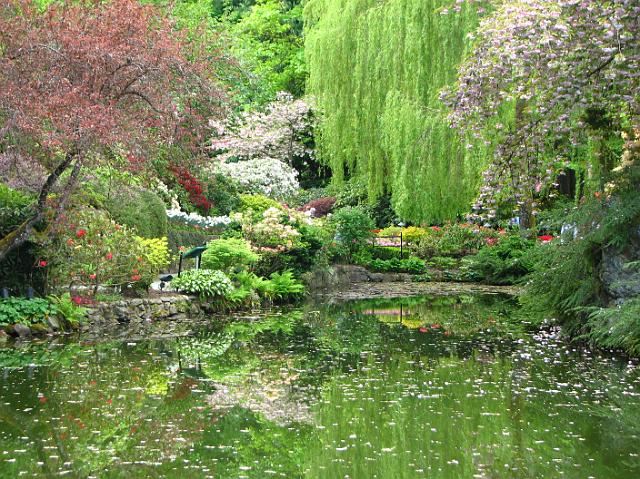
[{"xmin": 304, "ymin": 0, "xmax": 489, "ymax": 223}]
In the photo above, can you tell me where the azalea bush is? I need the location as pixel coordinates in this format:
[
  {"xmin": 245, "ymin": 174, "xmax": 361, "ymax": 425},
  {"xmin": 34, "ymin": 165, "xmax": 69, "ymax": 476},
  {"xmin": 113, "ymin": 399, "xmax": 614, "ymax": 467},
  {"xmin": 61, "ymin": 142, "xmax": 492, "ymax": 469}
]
[
  {"xmin": 216, "ymin": 157, "xmax": 299, "ymax": 199},
  {"xmin": 240, "ymin": 207, "xmax": 302, "ymax": 250},
  {"xmin": 300, "ymin": 196, "xmax": 336, "ymax": 217},
  {"xmin": 171, "ymin": 269, "xmax": 233, "ymax": 299},
  {"xmin": 45, "ymin": 208, "xmax": 169, "ymax": 293}
]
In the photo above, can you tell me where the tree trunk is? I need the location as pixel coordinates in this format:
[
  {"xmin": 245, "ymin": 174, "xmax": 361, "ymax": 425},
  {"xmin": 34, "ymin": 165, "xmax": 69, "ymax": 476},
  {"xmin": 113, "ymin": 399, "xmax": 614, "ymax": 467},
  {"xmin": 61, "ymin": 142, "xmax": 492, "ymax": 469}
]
[{"xmin": 0, "ymin": 153, "xmax": 77, "ymax": 262}]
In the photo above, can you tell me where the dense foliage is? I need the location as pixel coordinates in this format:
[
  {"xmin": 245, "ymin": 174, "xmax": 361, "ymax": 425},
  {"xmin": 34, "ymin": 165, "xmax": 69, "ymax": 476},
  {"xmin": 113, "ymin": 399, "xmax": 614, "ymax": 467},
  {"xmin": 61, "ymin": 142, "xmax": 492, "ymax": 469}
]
[{"xmin": 305, "ymin": 0, "xmax": 490, "ymax": 223}]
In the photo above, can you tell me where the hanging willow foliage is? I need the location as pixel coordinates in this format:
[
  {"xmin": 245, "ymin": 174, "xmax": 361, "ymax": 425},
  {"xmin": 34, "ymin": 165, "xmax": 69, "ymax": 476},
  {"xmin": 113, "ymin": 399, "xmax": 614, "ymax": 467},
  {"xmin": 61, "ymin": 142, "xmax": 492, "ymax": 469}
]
[{"xmin": 304, "ymin": 0, "xmax": 489, "ymax": 223}]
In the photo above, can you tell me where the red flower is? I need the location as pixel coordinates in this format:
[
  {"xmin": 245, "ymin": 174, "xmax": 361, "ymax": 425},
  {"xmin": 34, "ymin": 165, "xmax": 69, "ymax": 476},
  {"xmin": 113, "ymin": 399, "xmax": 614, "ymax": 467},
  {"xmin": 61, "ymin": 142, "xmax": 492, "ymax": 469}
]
[
  {"xmin": 72, "ymin": 296, "xmax": 83, "ymax": 305},
  {"xmin": 537, "ymin": 235, "xmax": 554, "ymax": 242},
  {"xmin": 76, "ymin": 229, "xmax": 87, "ymax": 238},
  {"xmin": 131, "ymin": 274, "xmax": 141, "ymax": 281},
  {"xmin": 105, "ymin": 252, "xmax": 113, "ymax": 260},
  {"xmin": 89, "ymin": 273, "xmax": 97, "ymax": 280},
  {"xmin": 38, "ymin": 260, "xmax": 48, "ymax": 267},
  {"xmin": 431, "ymin": 226, "xmax": 441, "ymax": 231},
  {"xmin": 419, "ymin": 327, "xmax": 429, "ymax": 333}
]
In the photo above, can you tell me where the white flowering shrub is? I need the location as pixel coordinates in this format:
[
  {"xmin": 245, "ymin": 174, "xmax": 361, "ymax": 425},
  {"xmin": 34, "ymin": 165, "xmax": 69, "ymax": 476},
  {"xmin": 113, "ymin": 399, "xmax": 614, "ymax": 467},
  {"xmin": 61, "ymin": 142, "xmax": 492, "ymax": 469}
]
[
  {"xmin": 166, "ymin": 208, "xmax": 232, "ymax": 229},
  {"xmin": 216, "ymin": 158, "xmax": 299, "ymax": 199}
]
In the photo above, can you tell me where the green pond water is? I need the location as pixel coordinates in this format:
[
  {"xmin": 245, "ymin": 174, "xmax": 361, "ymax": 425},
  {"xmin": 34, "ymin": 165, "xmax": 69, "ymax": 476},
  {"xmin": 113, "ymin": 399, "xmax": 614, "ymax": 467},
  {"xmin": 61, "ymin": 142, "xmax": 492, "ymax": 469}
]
[{"xmin": 0, "ymin": 293, "xmax": 639, "ymax": 478}]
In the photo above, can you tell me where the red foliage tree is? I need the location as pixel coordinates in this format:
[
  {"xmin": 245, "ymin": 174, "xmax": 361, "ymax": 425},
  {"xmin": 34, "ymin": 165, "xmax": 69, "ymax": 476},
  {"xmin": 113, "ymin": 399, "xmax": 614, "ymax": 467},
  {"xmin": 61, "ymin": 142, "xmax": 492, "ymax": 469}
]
[{"xmin": 0, "ymin": 0, "xmax": 227, "ymax": 260}]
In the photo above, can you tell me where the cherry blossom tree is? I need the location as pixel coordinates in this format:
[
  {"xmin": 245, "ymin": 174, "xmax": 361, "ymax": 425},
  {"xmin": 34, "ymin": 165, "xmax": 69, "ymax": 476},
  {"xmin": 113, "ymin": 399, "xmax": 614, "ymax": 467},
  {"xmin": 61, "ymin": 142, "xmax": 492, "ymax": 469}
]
[
  {"xmin": 210, "ymin": 91, "xmax": 314, "ymax": 166},
  {"xmin": 442, "ymin": 0, "xmax": 640, "ymax": 226},
  {"xmin": 0, "ymin": 0, "xmax": 227, "ymax": 260}
]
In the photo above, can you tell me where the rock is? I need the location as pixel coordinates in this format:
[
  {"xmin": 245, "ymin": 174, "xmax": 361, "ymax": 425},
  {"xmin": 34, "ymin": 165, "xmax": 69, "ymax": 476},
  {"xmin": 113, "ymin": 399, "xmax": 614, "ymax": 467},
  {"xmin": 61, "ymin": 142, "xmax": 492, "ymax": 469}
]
[
  {"xmin": 601, "ymin": 243, "xmax": 640, "ymax": 300},
  {"xmin": 31, "ymin": 323, "xmax": 51, "ymax": 334},
  {"xmin": 47, "ymin": 316, "xmax": 61, "ymax": 331},
  {"xmin": 13, "ymin": 323, "xmax": 32, "ymax": 339}
]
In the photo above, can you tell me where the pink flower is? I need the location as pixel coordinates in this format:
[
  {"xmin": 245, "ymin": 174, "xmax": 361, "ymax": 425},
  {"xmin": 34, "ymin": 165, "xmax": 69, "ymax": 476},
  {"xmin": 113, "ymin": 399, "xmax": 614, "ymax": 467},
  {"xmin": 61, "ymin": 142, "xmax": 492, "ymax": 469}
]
[
  {"xmin": 76, "ymin": 229, "xmax": 87, "ymax": 238},
  {"xmin": 89, "ymin": 273, "xmax": 97, "ymax": 280},
  {"xmin": 105, "ymin": 252, "xmax": 113, "ymax": 260},
  {"xmin": 38, "ymin": 260, "xmax": 47, "ymax": 267},
  {"xmin": 131, "ymin": 274, "xmax": 141, "ymax": 281},
  {"xmin": 72, "ymin": 296, "xmax": 83, "ymax": 305}
]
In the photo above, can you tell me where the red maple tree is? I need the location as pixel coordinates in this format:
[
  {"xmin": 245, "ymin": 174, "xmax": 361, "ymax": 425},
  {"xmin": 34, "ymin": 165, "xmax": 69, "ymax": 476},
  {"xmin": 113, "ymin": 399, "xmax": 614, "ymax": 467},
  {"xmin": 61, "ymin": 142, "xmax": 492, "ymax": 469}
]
[{"xmin": 0, "ymin": 0, "xmax": 228, "ymax": 260}]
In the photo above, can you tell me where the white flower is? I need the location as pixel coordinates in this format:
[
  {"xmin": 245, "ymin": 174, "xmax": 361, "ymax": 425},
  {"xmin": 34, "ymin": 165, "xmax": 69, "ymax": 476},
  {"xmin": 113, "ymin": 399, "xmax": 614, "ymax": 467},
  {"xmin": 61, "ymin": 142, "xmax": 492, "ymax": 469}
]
[
  {"xmin": 215, "ymin": 158, "xmax": 299, "ymax": 199},
  {"xmin": 166, "ymin": 209, "xmax": 233, "ymax": 229}
]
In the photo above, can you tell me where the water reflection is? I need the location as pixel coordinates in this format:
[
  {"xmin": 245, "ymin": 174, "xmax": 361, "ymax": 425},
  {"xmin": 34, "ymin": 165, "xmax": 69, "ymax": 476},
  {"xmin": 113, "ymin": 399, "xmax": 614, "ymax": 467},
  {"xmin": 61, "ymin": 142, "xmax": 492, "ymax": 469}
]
[{"xmin": 0, "ymin": 294, "xmax": 638, "ymax": 478}]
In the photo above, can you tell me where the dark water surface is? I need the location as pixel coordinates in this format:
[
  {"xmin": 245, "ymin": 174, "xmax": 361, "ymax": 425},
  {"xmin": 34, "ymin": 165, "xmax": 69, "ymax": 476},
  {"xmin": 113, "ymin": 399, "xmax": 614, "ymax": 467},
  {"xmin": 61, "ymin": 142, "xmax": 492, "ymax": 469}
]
[{"xmin": 0, "ymin": 293, "xmax": 639, "ymax": 478}]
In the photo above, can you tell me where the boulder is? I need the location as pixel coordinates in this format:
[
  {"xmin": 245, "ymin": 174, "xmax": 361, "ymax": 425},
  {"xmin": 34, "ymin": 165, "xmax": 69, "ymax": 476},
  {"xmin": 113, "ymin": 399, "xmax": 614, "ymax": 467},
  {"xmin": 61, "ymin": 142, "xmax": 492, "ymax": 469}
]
[{"xmin": 13, "ymin": 323, "xmax": 32, "ymax": 339}]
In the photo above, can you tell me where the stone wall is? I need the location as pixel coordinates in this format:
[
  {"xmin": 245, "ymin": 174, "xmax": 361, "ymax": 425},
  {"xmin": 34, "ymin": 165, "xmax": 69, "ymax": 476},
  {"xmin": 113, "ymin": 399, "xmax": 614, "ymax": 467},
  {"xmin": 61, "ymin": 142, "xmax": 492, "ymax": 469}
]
[{"xmin": 85, "ymin": 294, "xmax": 204, "ymax": 329}]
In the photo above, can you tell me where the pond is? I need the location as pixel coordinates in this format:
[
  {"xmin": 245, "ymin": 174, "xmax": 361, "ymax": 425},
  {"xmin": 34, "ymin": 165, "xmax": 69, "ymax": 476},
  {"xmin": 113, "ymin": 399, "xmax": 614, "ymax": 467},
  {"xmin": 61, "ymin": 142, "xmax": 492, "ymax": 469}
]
[{"xmin": 0, "ymin": 293, "xmax": 639, "ymax": 478}]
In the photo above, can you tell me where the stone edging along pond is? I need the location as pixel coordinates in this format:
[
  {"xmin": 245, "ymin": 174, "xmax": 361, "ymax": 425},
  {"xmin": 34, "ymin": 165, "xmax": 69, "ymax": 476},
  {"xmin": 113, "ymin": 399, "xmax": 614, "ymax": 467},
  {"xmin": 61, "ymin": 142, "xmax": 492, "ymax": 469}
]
[{"xmin": 2, "ymin": 265, "xmax": 520, "ymax": 341}]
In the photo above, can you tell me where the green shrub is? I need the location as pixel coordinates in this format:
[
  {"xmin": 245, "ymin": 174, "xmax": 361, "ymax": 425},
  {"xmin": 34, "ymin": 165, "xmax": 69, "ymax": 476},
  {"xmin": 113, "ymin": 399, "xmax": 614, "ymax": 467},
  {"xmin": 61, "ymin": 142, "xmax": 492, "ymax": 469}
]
[
  {"xmin": 331, "ymin": 206, "xmax": 375, "ymax": 258},
  {"xmin": 366, "ymin": 257, "xmax": 426, "ymax": 274},
  {"xmin": 412, "ymin": 273, "xmax": 433, "ymax": 282},
  {"xmin": 237, "ymin": 194, "xmax": 284, "ymax": 221},
  {"xmin": 201, "ymin": 238, "xmax": 259, "ymax": 272},
  {"xmin": 466, "ymin": 235, "xmax": 535, "ymax": 285},
  {"xmin": 402, "ymin": 226, "xmax": 428, "ymax": 243},
  {"xmin": 0, "ymin": 184, "xmax": 34, "ymax": 236},
  {"xmin": 104, "ymin": 187, "xmax": 168, "ymax": 238},
  {"xmin": 0, "ymin": 184, "xmax": 42, "ymax": 292},
  {"xmin": 167, "ymin": 226, "xmax": 210, "ymax": 254},
  {"xmin": 371, "ymin": 246, "xmax": 404, "ymax": 261},
  {"xmin": 585, "ymin": 298, "xmax": 640, "ymax": 355},
  {"xmin": 204, "ymin": 173, "xmax": 242, "ymax": 216},
  {"xmin": 521, "ymin": 163, "xmax": 640, "ymax": 355},
  {"xmin": 171, "ymin": 269, "xmax": 233, "ymax": 299},
  {"xmin": 427, "ymin": 256, "xmax": 459, "ymax": 269},
  {"xmin": 0, "ymin": 298, "xmax": 57, "ymax": 326},
  {"xmin": 263, "ymin": 270, "xmax": 306, "ymax": 302},
  {"xmin": 47, "ymin": 293, "xmax": 87, "ymax": 325}
]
